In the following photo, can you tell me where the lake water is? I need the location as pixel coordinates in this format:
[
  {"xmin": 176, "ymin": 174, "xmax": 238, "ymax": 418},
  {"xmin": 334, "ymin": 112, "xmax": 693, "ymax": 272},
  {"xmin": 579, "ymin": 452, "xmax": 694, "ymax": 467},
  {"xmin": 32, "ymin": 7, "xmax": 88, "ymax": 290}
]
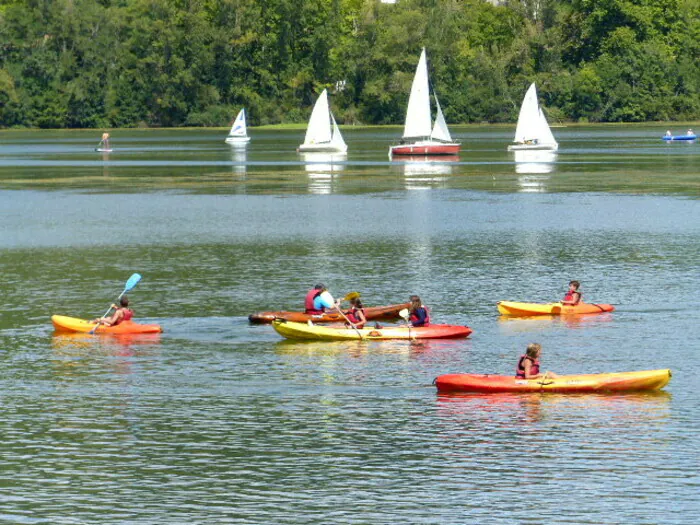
[{"xmin": 1, "ymin": 126, "xmax": 699, "ymax": 524}]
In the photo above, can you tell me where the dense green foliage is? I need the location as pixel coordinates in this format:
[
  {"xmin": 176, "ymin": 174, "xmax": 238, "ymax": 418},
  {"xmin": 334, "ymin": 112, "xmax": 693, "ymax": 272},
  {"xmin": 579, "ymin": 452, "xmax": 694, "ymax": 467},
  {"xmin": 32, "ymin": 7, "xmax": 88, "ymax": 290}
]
[{"xmin": 0, "ymin": 0, "xmax": 698, "ymax": 128}]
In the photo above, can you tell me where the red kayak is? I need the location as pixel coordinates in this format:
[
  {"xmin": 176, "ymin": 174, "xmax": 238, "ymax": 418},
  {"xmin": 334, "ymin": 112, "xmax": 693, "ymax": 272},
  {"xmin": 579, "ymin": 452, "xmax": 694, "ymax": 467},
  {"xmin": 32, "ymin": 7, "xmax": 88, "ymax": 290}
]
[{"xmin": 248, "ymin": 302, "xmax": 411, "ymax": 324}]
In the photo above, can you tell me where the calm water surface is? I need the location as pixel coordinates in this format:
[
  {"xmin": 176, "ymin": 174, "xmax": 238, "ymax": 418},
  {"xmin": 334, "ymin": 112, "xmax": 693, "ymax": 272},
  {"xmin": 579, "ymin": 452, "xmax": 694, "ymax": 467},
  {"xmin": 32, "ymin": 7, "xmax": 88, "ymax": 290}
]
[{"xmin": 1, "ymin": 126, "xmax": 699, "ymax": 524}]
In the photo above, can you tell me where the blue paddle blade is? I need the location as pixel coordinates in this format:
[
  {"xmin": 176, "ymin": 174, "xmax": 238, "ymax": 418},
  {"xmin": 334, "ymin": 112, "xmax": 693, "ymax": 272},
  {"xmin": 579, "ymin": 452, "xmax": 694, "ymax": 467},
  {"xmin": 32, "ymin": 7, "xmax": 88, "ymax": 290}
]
[{"xmin": 124, "ymin": 273, "xmax": 142, "ymax": 292}]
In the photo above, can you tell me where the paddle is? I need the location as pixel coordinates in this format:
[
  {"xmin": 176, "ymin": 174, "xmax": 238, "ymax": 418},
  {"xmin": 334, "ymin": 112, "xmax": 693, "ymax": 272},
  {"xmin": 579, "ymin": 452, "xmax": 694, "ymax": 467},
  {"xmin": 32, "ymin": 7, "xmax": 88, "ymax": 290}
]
[
  {"xmin": 94, "ymin": 139, "xmax": 104, "ymax": 151},
  {"xmin": 331, "ymin": 292, "xmax": 364, "ymax": 339},
  {"xmin": 89, "ymin": 273, "xmax": 142, "ymax": 334},
  {"xmin": 399, "ymin": 308, "xmax": 413, "ymax": 340},
  {"xmin": 335, "ymin": 304, "xmax": 364, "ymax": 339}
]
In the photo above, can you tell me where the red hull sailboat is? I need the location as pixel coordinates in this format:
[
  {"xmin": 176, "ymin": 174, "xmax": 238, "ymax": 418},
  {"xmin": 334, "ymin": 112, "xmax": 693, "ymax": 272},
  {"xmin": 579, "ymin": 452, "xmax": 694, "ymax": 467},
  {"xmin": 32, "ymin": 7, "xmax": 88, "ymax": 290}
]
[{"xmin": 390, "ymin": 48, "xmax": 460, "ymax": 157}]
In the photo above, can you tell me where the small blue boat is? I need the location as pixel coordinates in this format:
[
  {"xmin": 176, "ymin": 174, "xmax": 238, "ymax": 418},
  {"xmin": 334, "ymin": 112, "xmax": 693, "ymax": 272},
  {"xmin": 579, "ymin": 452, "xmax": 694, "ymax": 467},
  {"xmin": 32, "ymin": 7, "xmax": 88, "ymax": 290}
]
[{"xmin": 662, "ymin": 132, "xmax": 696, "ymax": 141}]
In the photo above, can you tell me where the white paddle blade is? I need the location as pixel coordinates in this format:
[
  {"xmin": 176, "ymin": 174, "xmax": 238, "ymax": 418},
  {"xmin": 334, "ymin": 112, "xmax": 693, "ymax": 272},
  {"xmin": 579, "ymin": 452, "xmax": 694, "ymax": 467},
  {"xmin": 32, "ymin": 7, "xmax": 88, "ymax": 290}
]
[{"xmin": 399, "ymin": 308, "xmax": 409, "ymax": 320}]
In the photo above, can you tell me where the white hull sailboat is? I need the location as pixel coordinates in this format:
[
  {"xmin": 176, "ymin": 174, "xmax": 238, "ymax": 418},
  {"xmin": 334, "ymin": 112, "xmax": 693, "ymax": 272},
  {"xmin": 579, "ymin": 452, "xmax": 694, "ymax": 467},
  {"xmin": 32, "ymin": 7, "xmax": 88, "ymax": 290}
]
[
  {"xmin": 298, "ymin": 89, "xmax": 347, "ymax": 153},
  {"xmin": 508, "ymin": 83, "xmax": 558, "ymax": 151},
  {"xmin": 225, "ymin": 109, "xmax": 251, "ymax": 144},
  {"xmin": 390, "ymin": 48, "xmax": 460, "ymax": 157}
]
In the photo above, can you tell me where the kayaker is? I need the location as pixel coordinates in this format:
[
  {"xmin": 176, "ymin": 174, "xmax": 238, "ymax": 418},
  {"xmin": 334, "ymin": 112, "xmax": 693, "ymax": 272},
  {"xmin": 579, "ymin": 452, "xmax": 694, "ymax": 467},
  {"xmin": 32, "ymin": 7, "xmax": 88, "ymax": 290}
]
[
  {"xmin": 561, "ymin": 280, "xmax": 582, "ymax": 306},
  {"xmin": 408, "ymin": 295, "xmax": 430, "ymax": 327},
  {"xmin": 304, "ymin": 283, "xmax": 339, "ymax": 315},
  {"xmin": 515, "ymin": 343, "xmax": 558, "ymax": 379},
  {"xmin": 92, "ymin": 295, "xmax": 133, "ymax": 327},
  {"xmin": 344, "ymin": 296, "xmax": 367, "ymax": 329}
]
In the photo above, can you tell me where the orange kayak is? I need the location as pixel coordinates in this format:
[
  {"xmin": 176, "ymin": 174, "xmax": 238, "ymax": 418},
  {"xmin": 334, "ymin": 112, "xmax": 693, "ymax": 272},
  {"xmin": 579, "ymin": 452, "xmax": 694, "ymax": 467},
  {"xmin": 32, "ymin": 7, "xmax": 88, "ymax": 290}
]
[
  {"xmin": 248, "ymin": 302, "xmax": 411, "ymax": 324},
  {"xmin": 497, "ymin": 301, "xmax": 615, "ymax": 316},
  {"xmin": 435, "ymin": 369, "xmax": 671, "ymax": 394},
  {"xmin": 52, "ymin": 315, "xmax": 162, "ymax": 334}
]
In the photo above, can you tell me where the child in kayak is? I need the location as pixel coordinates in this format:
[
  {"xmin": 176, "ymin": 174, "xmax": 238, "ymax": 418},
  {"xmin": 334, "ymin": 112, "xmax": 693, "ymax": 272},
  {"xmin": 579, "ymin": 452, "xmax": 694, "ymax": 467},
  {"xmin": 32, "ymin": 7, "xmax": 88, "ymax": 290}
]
[
  {"xmin": 92, "ymin": 296, "xmax": 133, "ymax": 327},
  {"xmin": 344, "ymin": 296, "xmax": 367, "ymax": 329},
  {"xmin": 516, "ymin": 343, "xmax": 558, "ymax": 379},
  {"xmin": 561, "ymin": 280, "xmax": 582, "ymax": 306},
  {"xmin": 408, "ymin": 295, "xmax": 430, "ymax": 327}
]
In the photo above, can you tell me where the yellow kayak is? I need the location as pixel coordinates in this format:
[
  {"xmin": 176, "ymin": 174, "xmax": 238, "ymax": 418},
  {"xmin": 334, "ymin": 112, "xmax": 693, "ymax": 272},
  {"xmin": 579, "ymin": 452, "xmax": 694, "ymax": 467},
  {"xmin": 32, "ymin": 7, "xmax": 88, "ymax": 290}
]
[
  {"xmin": 497, "ymin": 301, "xmax": 615, "ymax": 316},
  {"xmin": 52, "ymin": 315, "xmax": 162, "ymax": 334},
  {"xmin": 272, "ymin": 319, "xmax": 472, "ymax": 340}
]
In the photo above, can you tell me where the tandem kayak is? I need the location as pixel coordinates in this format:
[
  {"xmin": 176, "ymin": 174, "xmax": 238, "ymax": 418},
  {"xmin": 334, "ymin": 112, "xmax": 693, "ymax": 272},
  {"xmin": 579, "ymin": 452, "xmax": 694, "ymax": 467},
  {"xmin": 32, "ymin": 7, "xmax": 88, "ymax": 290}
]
[
  {"xmin": 51, "ymin": 315, "xmax": 163, "ymax": 334},
  {"xmin": 272, "ymin": 319, "xmax": 472, "ymax": 340},
  {"xmin": 497, "ymin": 301, "xmax": 614, "ymax": 316},
  {"xmin": 435, "ymin": 369, "xmax": 671, "ymax": 394},
  {"xmin": 249, "ymin": 302, "xmax": 411, "ymax": 324}
]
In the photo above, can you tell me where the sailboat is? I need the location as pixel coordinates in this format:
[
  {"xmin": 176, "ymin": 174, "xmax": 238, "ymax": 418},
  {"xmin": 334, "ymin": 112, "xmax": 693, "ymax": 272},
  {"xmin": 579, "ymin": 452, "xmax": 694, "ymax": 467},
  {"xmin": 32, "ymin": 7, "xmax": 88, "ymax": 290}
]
[
  {"xmin": 507, "ymin": 83, "xmax": 558, "ymax": 151},
  {"xmin": 225, "ymin": 109, "xmax": 251, "ymax": 144},
  {"xmin": 389, "ymin": 48, "xmax": 460, "ymax": 157},
  {"xmin": 298, "ymin": 89, "xmax": 347, "ymax": 153}
]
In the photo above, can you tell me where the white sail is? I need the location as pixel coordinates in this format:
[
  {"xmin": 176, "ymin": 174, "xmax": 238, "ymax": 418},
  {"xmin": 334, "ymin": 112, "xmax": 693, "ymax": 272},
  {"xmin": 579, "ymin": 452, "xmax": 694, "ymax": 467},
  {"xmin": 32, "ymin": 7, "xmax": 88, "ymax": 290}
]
[
  {"xmin": 225, "ymin": 108, "xmax": 251, "ymax": 143},
  {"xmin": 403, "ymin": 48, "xmax": 432, "ymax": 139},
  {"xmin": 229, "ymin": 109, "xmax": 247, "ymax": 137},
  {"xmin": 303, "ymin": 89, "xmax": 333, "ymax": 146},
  {"xmin": 430, "ymin": 95, "xmax": 453, "ymax": 142},
  {"xmin": 299, "ymin": 89, "xmax": 347, "ymax": 153},
  {"xmin": 330, "ymin": 113, "xmax": 347, "ymax": 152},
  {"xmin": 510, "ymin": 82, "xmax": 557, "ymax": 150},
  {"xmin": 537, "ymin": 107, "xmax": 557, "ymax": 145},
  {"xmin": 513, "ymin": 83, "xmax": 540, "ymax": 143}
]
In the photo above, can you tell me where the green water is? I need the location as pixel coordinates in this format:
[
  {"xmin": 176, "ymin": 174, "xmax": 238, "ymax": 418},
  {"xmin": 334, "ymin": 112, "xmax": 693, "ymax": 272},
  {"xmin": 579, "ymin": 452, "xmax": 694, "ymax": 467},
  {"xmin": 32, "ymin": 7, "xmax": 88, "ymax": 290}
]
[{"xmin": 0, "ymin": 127, "xmax": 698, "ymax": 524}]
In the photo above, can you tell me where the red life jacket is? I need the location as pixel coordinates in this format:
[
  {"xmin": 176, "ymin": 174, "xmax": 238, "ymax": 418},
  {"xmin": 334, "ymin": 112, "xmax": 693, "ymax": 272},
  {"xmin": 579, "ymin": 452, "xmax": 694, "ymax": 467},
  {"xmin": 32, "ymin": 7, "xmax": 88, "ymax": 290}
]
[
  {"xmin": 516, "ymin": 355, "xmax": 540, "ymax": 378},
  {"xmin": 114, "ymin": 308, "xmax": 133, "ymax": 325},
  {"xmin": 409, "ymin": 305, "xmax": 431, "ymax": 326},
  {"xmin": 345, "ymin": 307, "xmax": 365, "ymax": 324},
  {"xmin": 563, "ymin": 290, "xmax": 582, "ymax": 303},
  {"xmin": 304, "ymin": 289, "xmax": 323, "ymax": 314}
]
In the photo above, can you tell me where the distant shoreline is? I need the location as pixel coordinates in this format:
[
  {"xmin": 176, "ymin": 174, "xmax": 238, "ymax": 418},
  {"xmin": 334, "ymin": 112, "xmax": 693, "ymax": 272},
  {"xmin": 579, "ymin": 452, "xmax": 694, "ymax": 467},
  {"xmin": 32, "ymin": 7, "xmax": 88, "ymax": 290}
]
[{"xmin": 0, "ymin": 121, "xmax": 698, "ymax": 133}]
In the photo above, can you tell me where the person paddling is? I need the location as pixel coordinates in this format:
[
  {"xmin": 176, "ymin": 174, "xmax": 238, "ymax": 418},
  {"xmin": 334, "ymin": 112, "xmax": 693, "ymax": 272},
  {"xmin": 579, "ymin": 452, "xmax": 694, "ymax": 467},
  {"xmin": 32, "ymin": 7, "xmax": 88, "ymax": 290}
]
[
  {"xmin": 408, "ymin": 295, "xmax": 430, "ymax": 327},
  {"xmin": 516, "ymin": 343, "xmax": 558, "ymax": 379},
  {"xmin": 304, "ymin": 283, "xmax": 339, "ymax": 315},
  {"xmin": 99, "ymin": 132, "xmax": 111, "ymax": 150},
  {"xmin": 344, "ymin": 296, "xmax": 367, "ymax": 329},
  {"xmin": 561, "ymin": 280, "xmax": 582, "ymax": 306},
  {"xmin": 92, "ymin": 295, "xmax": 133, "ymax": 327}
]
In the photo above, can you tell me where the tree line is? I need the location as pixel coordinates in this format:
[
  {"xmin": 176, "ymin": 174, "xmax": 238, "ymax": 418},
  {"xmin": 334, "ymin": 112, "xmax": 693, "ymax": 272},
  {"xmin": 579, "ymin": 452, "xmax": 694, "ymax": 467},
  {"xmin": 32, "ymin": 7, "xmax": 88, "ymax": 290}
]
[{"xmin": 0, "ymin": 0, "xmax": 698, "ymax": 129}]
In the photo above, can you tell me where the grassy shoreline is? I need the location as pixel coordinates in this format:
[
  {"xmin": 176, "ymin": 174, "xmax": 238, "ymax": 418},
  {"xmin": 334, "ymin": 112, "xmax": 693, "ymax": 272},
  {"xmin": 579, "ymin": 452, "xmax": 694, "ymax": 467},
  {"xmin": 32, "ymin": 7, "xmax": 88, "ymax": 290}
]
[{"xmin": 1, "ymin": 121, "xmax": 699, "ymax": 133}]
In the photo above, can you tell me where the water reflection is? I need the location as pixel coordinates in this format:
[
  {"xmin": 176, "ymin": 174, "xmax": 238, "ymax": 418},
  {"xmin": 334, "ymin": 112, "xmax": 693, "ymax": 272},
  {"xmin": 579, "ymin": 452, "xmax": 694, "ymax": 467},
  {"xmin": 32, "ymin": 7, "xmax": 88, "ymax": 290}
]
[
  {"xmin": 513, "ymin": 150, "xmax": 557, "ymax": 192},
  {"xmin": 394, "ymin": 156, "xmax": 458, "ymax": 190},
  {"xmin": 51, "ymin": 333, "xmax": 161, "ymax": 379},
  {"xmin": 300, "ymin": 152, "xmax": 346, "ymax": 194},
  {"xmin": 436, "ymin": 390, "xmax": 671, "ymax": 425},
  {"xmin": 228, "ymin": 143, "xmax": 248, "ymax": 177},
  {"xmin": 274, "ymin": 337, "xmax": 463, "ymax": 356},
  {"xmin": 497, "ymin": 313, "xmax": 615, "ymax": 333},
  {"xmin": 52, "ymin": 332, "xmax": 162, "ymax": 353}
]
